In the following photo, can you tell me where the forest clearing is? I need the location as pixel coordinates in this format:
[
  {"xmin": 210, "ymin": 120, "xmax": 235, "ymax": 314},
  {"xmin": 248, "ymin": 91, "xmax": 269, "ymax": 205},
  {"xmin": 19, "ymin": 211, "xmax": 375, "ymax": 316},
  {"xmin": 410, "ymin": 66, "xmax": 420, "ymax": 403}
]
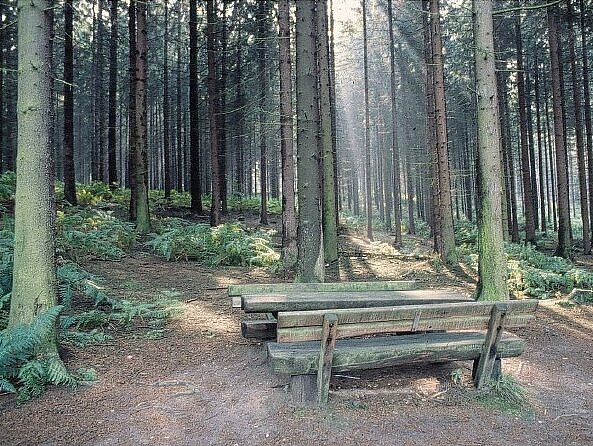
[{"xmin": 2, "ymin": 0, "xmax": 593, "ymax": 444}]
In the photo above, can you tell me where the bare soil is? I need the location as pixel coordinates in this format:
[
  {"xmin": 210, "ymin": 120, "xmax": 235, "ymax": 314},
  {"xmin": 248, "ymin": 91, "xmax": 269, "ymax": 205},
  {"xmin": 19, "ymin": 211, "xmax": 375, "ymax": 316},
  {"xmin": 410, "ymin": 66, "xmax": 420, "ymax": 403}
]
[{"xmin": 1, "ymin": 230, "xmax": 593, "ymax": 446}]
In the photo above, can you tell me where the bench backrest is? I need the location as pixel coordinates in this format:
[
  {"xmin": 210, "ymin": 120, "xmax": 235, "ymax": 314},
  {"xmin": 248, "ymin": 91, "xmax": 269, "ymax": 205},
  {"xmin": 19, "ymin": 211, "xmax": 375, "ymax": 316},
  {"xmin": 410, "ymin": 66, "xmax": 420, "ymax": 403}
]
[{"xmin": 275, "ymin": 300, "xmax": 538, "ymax": 343}]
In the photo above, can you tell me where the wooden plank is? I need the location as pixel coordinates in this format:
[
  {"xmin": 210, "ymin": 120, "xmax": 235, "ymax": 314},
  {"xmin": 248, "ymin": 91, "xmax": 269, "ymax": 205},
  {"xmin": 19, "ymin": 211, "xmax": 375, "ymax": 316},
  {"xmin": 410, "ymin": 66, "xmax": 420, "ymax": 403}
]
[
  {"xmin": 474, "ymin": 303, "xmax": 507, "ymax": 388},
  {"xmin": 268, "ymin": 331, "xmax": 525, "ymax": 375},
  {"xmin": 291, "ymin": 375, "xmax": 317, "ymax": 404},
  {"xmin": 242, "ymin": 289, "xmax": 471, "ymax": 313},
  {"xmin": 277, "ymin": 300, "xmax": 538, "ymax": 328},
  {"xmin": 228, "ymin": 280, "xmax": 418, "ymax": 297},
  {"xmin": 317, "ymin": 314, "xmax": 338, "ymax": 405},
  {"xmin": 276, "ymin": 314, "xmax": 535, "ymax": 342},
  {"xmin": 232, "ymin": 295, "xmax": 242, "ymax": 308},
  {"xmin": 241, "ymin": 320, "xmax": 277, "ymax": 339}
]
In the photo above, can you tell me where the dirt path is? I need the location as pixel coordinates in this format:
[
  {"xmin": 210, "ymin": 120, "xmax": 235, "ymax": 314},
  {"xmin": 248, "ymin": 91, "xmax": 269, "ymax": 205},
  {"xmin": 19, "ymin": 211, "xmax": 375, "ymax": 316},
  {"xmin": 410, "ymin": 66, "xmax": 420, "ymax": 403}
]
[{"xmin": 1, "ymin": 233, "xmax": 593, "ymax": 445}]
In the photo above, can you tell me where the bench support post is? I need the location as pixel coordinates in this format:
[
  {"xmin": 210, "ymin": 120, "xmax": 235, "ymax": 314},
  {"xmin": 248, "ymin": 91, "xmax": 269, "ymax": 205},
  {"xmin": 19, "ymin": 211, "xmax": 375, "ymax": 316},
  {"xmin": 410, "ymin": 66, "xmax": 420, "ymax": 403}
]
[
  {"xmin": 474, "ymin": 303, "xmax": 507, "ymax": 388},
  {"xmin": 291, "ymin": 375, "xmax": 317, "ymax": 404},
  {"xmin": 317, "ymin": 313, "xmax": 338, "ymax": 404}
]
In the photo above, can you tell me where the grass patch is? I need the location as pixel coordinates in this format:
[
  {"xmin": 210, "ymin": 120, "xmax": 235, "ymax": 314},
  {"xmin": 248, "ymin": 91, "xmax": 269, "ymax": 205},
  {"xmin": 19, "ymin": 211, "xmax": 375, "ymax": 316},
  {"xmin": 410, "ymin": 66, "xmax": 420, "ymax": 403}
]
[{"xmin": 476, "ymin": 375, "xmax": 534, "ymax": 419}]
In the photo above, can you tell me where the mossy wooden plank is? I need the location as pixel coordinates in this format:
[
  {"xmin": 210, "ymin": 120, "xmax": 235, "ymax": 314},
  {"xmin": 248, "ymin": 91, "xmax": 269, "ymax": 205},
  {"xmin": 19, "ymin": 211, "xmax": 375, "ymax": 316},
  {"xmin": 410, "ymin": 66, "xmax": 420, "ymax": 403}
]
[
  {"xmin": 277, "ymin": 300, "xmax": 538, "ymax": 328},
  {"xmin": 276, "ymin": 314, "xmax": 534, "ymax": 342},
  {"xmin": 317, "ymin": 314, "xmax": 338, "ymax": 404},
  {"xmin": 242, "ymin": 289, "xmax": 470, "ymax": 313},
  {"xmin": 267, "ymin": 332, "xmax": 525, "ymax": 375},
  {"xmin": 241, "ymin": 320, "xmax": 277, "ymax": 339},
  {"xmin": 228, "ymin": 280, "xmax": 417, "ymax": 297},
  {"xmin": 475, "ymin": 304, "xmax": 507, "ymax": 388}
]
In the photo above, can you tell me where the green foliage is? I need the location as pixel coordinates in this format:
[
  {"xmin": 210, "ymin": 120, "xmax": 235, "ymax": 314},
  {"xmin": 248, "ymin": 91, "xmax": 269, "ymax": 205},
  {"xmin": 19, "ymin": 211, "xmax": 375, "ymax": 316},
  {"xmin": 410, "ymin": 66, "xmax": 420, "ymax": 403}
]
[
  {"xmin": 0, "ymin": 171, "xmax": 16, "ymax": 207},
  {"xmin": 75, "ymin": 181, "xmax": 113, "ymax": 206},
  {"xmin": 57, "ymin": 209, "xmax": 136, "ymax": 260},
  {"xmin": 227, "ymin": 193, "xmax": 282, "ymax": 214},
  {"xmin": 147, "ymin": 222, "xmax": 280, "ymax": 266},
  {"xmin": 455, "ymin": 219, "xmax": 477, "ymax": 245},
  {"xmin": 476, "ymin": 375, "xmax": 534, "ymax": 418},
  {"xmin": 60, "ymin": 329, "xmax": 113, "ymax": 347},
  {"xmin": 0, "ymin": 306, "xmax": 83, "ymax": 401}
]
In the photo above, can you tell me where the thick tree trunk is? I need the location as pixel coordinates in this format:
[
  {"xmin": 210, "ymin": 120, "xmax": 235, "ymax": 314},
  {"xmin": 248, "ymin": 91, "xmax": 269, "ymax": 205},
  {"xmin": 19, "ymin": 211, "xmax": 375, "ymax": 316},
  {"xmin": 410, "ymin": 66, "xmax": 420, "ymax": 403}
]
[
  {"xmin": 362, "ymin": 0, "xmax": 373, "ymax": 241},
  {"xmin": 278, "ymin": 0, "xmax": 298, "ymax": 269},
  {"xmin": 258, "ymin": 1, "xmax": 268, "ymax": 225},
  {"xmin": 581, "ymin": 0, "xmax": 593, "ymax": 241},
  {"xmin": 515, "ymin": 11, "xmax": 536, "ymax": 244},
  {"xmin": 295, "ymin": 0, "xmax": 324, "ymax": 282},
  {"xmin": 134, "ymin": 0, "xmax": 151, "ymax": 233},
  {"xmin": 163, "ymin": 0, "xmax": 171, "ymax": 200},
  {"xmin": 317, "ymin": 0, "xmax": 338, "ymax": 264},
  {"xmin": 10, "ymin": 0, "xmax": 59, "ymax": 335},
  {"xmin": 430, "ymin": 0, "xmax": 456, "ymax": 264},
  {"xmin": 207, "ymin": 0, "xmax": 221, "ymax": 227},
  {"xmin": 388, "ymin": 0, "xmax": 402, "ymax": 248},
  {"xmin": 63, "ymin": 0, "xmax": 76, "ymax": 205},
  {"xmin": 128, "ymin": 0, "xmax": 137, "ymax": 219},
  {"xmin": 189, "ymin": 0, "xmax": 202, "ymax": 213},
  {"xmin": 548, "ymin": 6, "xmax": 571, "ymax": 258},
  {"xmin": 219, "ymin": 1, "xmax": 228, "ymax": 212},
  {"xmin": 473, "ymin": 0, "xmax": 508, "ymax": 301},
  {"xmin": 567, "ymin": 0, "xmax": 590, "ymax": 253},
  {"xmin": 107, "ymin": 0, "xmax": 118, "ymax": 188}
]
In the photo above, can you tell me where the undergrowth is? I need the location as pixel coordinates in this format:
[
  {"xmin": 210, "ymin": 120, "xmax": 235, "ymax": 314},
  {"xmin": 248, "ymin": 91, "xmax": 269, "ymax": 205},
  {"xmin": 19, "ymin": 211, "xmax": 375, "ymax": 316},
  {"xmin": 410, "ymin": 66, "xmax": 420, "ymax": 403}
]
[
  {"xmin": 147, "ymin": 221, "xmax": 280, "ymax": 266},
  {"xmin": 476, "ymin": 375, "xmax": 534, "ymax": 419}
]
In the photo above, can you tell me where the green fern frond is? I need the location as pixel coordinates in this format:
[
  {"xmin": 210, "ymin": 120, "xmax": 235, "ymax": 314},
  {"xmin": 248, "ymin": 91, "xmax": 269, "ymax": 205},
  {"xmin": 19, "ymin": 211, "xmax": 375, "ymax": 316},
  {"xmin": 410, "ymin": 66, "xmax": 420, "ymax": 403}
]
[{"xmin": 46, "ymin": 357, "xmax": 77, "ymax": 388}]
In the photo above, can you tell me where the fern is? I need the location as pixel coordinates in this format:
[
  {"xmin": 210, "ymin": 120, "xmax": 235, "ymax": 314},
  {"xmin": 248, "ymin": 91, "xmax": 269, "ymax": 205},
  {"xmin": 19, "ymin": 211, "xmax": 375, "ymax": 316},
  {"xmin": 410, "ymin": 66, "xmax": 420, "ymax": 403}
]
[{"xmin": 60, "ymin": 329, "xmax": 113, "ymax": 347}]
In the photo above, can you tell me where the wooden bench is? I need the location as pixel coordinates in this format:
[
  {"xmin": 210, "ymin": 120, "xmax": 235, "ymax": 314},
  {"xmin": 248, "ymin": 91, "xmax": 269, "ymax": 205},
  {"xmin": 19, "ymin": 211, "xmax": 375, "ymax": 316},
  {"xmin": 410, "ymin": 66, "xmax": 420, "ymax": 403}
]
[
  {"xmin": 229, "ymin": 281, "xmax": 472, "ymax": 340},
  {"xmin": 266, "ymin": 299, "xmax": 538, "ymax": 404}
]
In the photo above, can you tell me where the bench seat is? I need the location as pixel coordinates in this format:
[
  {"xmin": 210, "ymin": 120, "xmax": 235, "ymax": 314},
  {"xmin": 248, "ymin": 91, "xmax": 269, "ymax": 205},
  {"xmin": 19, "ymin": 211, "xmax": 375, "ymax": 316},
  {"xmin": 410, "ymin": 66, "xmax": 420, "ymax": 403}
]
[{"xmin": 267, "ymin": 331, "xmax": 525, "ymax": 375}]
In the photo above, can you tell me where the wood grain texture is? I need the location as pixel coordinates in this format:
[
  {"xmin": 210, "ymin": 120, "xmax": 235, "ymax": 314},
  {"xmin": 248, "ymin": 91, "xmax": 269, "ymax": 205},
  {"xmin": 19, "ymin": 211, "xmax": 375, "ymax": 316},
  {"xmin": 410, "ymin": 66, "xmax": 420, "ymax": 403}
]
[
  {"xmin": 267, "ymin": 331, "xmax": 525, "ymax": 375},
  {"xmin": 241, "ymin": 320, "xmax": 277, "ymax": 339},
  {"xmin": 317, "ymin": 314, "xmax": 338, "ymax": 404},
  {"xmin": 242, "ymin": 289, "xmax": 469, "ymax": 313},
  {"xmin": 228, "ymin": 280, "xmax": 418, "ymax": 297}
]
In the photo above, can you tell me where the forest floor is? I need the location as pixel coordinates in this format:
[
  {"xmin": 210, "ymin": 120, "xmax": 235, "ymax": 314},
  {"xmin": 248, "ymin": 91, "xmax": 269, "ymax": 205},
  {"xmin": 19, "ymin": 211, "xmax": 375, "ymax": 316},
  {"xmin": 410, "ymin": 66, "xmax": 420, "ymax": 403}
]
[{"xmin": 1, "ymin": 222, "xmax": 593, "ymax": 445}]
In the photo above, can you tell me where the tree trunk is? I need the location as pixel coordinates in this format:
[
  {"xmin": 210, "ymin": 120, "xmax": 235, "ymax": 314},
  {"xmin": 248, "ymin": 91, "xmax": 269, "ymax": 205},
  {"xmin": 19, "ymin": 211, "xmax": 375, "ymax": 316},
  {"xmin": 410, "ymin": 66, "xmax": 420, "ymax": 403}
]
[
  {"xmin": 63, "ymin": 0, "xmax": 76, "ymax": 205},
  {"xmin": 515, "ymin": 11, "xmax": 536, "ymax": 244},
  {"xmin": 189, "ymin": 0, "xmax": 202, "ymax": 213},
  {"xmin": 388, "ymin": 0, "xmax": 402, "ymax": 248},
  {"xmin": 207, "ymin": 0, "xmax": 221, "ymax": 227},
  {"xmin": 534, "ymin": 53, "xmax": 547, "ymax": 234},
  {"xmin": 295, "ymin": 0, "xmax": 324, "ymax": 282},
  {"xmin": 317, "ymin": 0, "xmax": 338, "ymax": 264},
  {"xmin": 134, "ymin": 0, "xmax": 151, "ymax": 233},
  {"xmin": 278, "ymin": 0, "xmax": 298, "ymax": 269},
  {"xmin": 548, "ymin": 6, "xmax": 571, "ymax": 258},
  {"xmin": 163, "ymin": 0, "xmax": 171, "ymax": 200},
  {"xmin": 219, "ymin": 0, "xmax": 228, "ymax": 212},
  {"xmin": 107, "ymin": 0, "xmax": 118, "ymax": 188},
  {"xmin": 258, "ymin": 1, "xmax": 268, "ymax": 225},
  {"xmin": 567, "ymin": 0, "xmax": 590, "ymax": 253},
  {"xmin": 473, "ymin": 0, "xmax": 508, "ymax": 301},
  {"xmin": 362, "ymin": 0, "xmax": 373, "ymax": 241},
  {"xmin": 430, "ymin": 0, "xmax": 456, "ymax": 264},
  {"xmin": 580, "ymin": 0, "xmax": 593, "ymax": 241},
  {"xmin": 128, "ymin": 0, "xmax": 137, "ymax": 219},
  {"xmin": 10, "ymin": 0, "xmax": 59, "ymax": 348}
]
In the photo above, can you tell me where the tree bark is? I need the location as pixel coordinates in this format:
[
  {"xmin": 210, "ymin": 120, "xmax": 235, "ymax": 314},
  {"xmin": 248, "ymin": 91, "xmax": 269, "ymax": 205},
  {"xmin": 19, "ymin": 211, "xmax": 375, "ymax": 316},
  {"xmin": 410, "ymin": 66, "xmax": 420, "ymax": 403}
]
[
  {"xmin": 10, "ymin": 0, "xmax": 59, "ymax": 341},
  {"xmin": 189, "ymin": 0, "xmax": 203, "ymax": 213},
  {"xmin": 515, "ymin": 10, "xmax": 536, "ymax": 244},
  {"xmin": 362, "ymin": 0, "xmax": 373, "ymax": 241},
  {"xmin": 567, "ymin": 0, "xmax": 590, "ymax": 253},
  {"xmin": 548, "ymin": 6, "xmax": 571, "ymax": 258},
  {"xmin": 63, "ymin": 0, "xmax": 76, "ymax": 204},
  {"xmin": 258, "ymin": 1, "xmax": 268, "ymax": 225},
  {"xmin": 134, "ymin": 0, "xmax": 151, "ymax": 233},
  {"xmin": 580, "ymin": 0, "xmax": 593, "ymax": 241},
  {"xmin": 295, "ymin": 0, "xmax": 324, "ymax": 282},
  {"xmin": 207, "ymin": 0, "xmax": 221, "ymax": 226},
  {"xmin": 163, "ymin": 0, "xmax": 171, "ymax": 200},
  {"xmin": 278, "ymin": 0, "xmax": 298, "ymax": 269},
  {"xmin": 317, "ymin": 0, "xmax": 338, "ymax": 264},
  {"xmin": 107, "ymin": 0, "xmax": 118, "ymax": 188},
  {"xmin": 128, "ymin": 0, "xmax": 137, "ymax": 219},
  {"xmin": 430, "ymin": 0, "xmax": 456, "ymax": 264},
  {"xmin": 473, "ymin": 0, "xmax": 508, "ymax": 301},
  {"xmin": 388, "ymin": 0, "xmax": 402, "ymax": 248}
]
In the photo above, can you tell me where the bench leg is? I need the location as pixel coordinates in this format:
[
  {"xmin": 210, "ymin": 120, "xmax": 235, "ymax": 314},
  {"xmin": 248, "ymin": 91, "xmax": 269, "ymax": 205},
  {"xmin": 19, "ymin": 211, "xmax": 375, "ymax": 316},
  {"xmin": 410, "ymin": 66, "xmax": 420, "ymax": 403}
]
[
  {"xmin": 474, "ymin": 303, "xmax": 507, "ymax": 388},
  {"xmin": 473, "ymin": 357, "xmax": 502, "ymax": 381},
  {"xmin": 317, "ymin": 314, "xmax": 338, "ymax": 405},
  {"xmin": 291, "ymin": 375, "xmax": 317, "ymax": 404}
]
